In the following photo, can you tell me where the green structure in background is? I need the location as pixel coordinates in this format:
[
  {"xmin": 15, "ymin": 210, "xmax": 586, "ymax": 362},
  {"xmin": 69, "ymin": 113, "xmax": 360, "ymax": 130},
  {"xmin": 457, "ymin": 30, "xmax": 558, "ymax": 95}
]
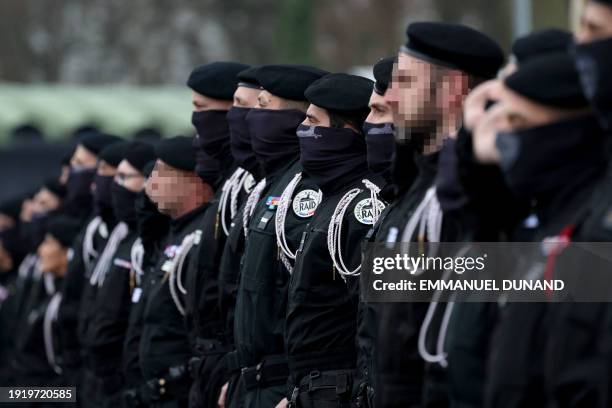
[{"xmin": 0, "ymin": 83, "xmax": 194, "ymax": 146}]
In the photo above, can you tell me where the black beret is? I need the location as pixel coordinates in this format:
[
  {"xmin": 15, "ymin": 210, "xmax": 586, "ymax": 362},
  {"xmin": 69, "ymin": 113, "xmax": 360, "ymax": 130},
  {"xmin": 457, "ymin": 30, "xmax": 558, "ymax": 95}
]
[
  {"xmin": 373, "ymin": 57, "xmax": 396, "ymax": 95},
  {"xmin": 142, "ymin": 161, "xmax": 156, "ymax": 178},
  {"xmin": 42, "ymin": 179, "xmax": 67, "ymax": 199},
  {"xmin": 46, "ymin": 215, "xmax": 82, "ymax": 247},
  {"xmin": 98, "ymin": 140, "xmax": 131, "ymax": 167},
  {"xmin": 79, "ymin": 133, "xmax": 123, "ymax": 156},
  {"xmin": 124, "ymin": 141, "xmax": 156, "ymax": 174},
  {"xmin": 402, "ymin": 22, "xmax": 505, "ymax": 79},
  {"xmin": 0, "ymin": 196, "xmax": 24, "ymax": 220},
  {"xmin": 305, "ymin": 73, "xmax": 374, "ymax": 112},
  {"xmin": 255, "ymin": 64, "xmax": 329, "ymax": 101},
  {"xmin": 187, "ymin": 61, "xmax": 250, "ymax": 100},
  {"xmin": 237, "ymin": 66, "xmax": 262, "ymax": 89},
  {"xmin": 512, "ymin": 29, "xmax": 573, "ymax": 64},
  {"xmin": 505, "ymin": 52, "xmax": 588, "ymax": 109},
  {"xmin": 155, "ymin": 136, "xmax": 196, "ymax": 172}
]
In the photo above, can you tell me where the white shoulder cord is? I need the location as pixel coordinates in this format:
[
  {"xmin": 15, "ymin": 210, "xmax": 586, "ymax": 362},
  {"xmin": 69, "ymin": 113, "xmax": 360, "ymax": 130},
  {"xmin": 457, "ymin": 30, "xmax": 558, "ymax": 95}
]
[
  {"xmin": 275, "ymin": 172, "xmax": 323, "ymax": 274},
  {"xmin": 328, "ymin": 179, "xmax": 383, "ymax": 282},
  {"xmin": 43, "ymin": 272, "xmax": 55, "ymax": 296},
  {"xmin": 242, "ymin": 178, "xmax": 267, "ymax": 238},
  {"xmin": 231, "ymin": 168, "xmax": 253, "ymax": 218},
  {"xmin": 130, "ymin": 238, "xmax": 145, "ymax": 286},
  {"xmin": 89, "ymin": 222, "xmax": 129, "ymax": 287},
  {"xmin": 18, "ymin": 253, "xmax": 38, "ymax": 280},
  {"xmin": 218, "ymin": 168, "xmax": 245, "ymax": 237},
  {"xmin": 168, "ymin": 230, "xmax": 201, "ymax": 316},
  {"xmin": 83, "ymin": 216, "xmax": 102, "ymax": 270},
  {"xmin": 43, "ymin": 292, "xmax": 63, "ymax": 374},
  {"xmin": 417, "ymin": 246, "xmax": 469, "ymax": 368},
  {"xmin": 400, "ymin": 187, "xmax": 443, "ymax": 245}
]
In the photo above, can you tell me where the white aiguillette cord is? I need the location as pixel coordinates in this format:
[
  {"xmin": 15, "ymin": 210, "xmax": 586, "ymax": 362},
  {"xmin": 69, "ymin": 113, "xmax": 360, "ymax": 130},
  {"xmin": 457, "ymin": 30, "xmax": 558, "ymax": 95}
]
[
  {"xmin": 328, "ymin": 179, "xmax": 383, "ymax": 282},
  {"xmin": 43, "ymin": 292, "xmax": 63, "ymax": 374},
  {"xmin": 242, "ymin": 178, "xmax": 267, "ymax": 238},
  {"xmin": 130, "ymin": 238, "xmax": 145, "ymax": 286},
  {"xmin": 275, "ymin": 172, "xmax": 322, "ymax": 274},
  {"xmin": 89, "ymin": 222, "xmax": 129, "ymax": 287},
  {"xmin": 168, "ymin": 230, "xmax": 201, "ymax": 316},
  {"xmin": 218, "ymin": 168, "xmax": 247, "ymax": 237},
  {"xmin": 83, "ymin": 216, "xmax": 103, "ymax": 271}
]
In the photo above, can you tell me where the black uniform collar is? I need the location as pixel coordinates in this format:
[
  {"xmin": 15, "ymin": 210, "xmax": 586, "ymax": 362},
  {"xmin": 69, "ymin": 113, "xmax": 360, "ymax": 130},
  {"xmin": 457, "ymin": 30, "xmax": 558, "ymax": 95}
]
[{"xmin": 170, "ymin": 202, "xmax": 210, "ymax": 232}]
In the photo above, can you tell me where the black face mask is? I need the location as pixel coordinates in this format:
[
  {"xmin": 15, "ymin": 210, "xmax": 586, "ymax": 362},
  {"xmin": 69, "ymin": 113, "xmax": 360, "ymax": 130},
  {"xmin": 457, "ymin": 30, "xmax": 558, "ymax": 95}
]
[
  {"xmin": 65, "ymin": 167, "xmax": 95, "ymax": 218},
  {"xmin": 496, "ymin": 116, "xmax": 606, "ymax": 200},
  {"xmin": 21, "ymin": 211, "xmax": 50, "ymax": 251},
  {"xmin": 111, "ymin": 182, "xmax": 139, "ymax": 225},
  {"xmin": 192, "ymin": 110, "xmax": 232, "ymax": 161},
  {"xmin": 193, "ymin": 148, "xmax": 221, "ymax": 186},
  {"xmin": 297, "ymin": 124, "xmax": 368, "ymax": 193},
  {"xmin": 363, "ymin": 122, "xmax": 395, "ymax": 182},
  {"xmin": 574, "ymin": 37, "xmax": 612, "ymax": 132},
  {"xmin": 246, "ymin": 109, "xmax": 305, "ymax": 175},
  {"xmin": 435, "ymin": 138, "xmax": 468, "ymax": 213},
  {"xmin": 227, "ymin": 107, "xmax": 257, "ymax": 170},
  {"xmin": 93, "ymin": 174, "xmax": 114, "ymax": 216},
  {"xmin": 135, "ymin": 190, "xmax": 170, "ymax": 246}
]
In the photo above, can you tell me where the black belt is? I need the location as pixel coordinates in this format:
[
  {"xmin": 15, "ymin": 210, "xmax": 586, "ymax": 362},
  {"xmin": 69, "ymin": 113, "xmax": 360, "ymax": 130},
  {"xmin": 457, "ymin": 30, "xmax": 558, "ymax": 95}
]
[
  {"xmin": 289, "ymin": 350, "xmax": 356, "ymax": 376},
  {"xmin": 288, "ymin": 369, "xmax": 355, "ymax": 406},
  {"xmin": 241, "ymin": 355, "xmax": 289, "ymax": 391}
]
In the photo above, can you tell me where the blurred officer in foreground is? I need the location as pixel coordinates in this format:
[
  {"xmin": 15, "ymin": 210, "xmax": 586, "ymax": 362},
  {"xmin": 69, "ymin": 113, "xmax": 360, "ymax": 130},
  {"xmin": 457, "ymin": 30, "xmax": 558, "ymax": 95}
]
[
  {"xmin": 282, "ymin": 73, "xmax": 385, "ymax": 407},
  {"xmin": 374, "ymin": 22, "xmax": 504, "ymax": 408},
  {"xmin": 230, "ymin": 64, "xmax": 326, "ymax": 408},
  {"xmin": 139, "ymin": 136, "xmax": 214, "ymax": 407},
  {"xmin": 56, "ymin": 133, "xmax": 122, "ymax": 396},
  {"xmin": 86, "ymin": 142, "xmax": 155, "ymax": 407}
]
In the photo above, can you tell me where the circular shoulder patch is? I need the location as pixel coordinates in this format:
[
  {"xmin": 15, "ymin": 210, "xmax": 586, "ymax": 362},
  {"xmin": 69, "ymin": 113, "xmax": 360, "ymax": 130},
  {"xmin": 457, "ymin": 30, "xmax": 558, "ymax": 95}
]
[
  {"xmin": 243, "ymin": 174, "xmax": 256, "ymax": 193},
  {"xmin": 354, "ymin": 198, "xmax": 386, "ymax": 225},
  {"xmin": 292, "ymin": 189, "xmax": 321, "ymax": 218}
]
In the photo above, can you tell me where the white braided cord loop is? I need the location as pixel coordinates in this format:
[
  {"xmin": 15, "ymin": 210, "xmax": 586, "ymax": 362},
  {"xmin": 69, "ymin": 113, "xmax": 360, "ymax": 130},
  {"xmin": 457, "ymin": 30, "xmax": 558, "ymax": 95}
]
[{"xmin": 242, "ymin": 178, "xmax": 267, "ymax": 238}]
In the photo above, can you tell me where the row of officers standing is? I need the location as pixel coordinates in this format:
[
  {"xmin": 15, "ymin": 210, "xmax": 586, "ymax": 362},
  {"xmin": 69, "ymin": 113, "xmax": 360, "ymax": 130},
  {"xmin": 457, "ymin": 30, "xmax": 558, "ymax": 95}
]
[{"xmin": 2, "ymin": 2, "xmax": 612, "ymax": 406}]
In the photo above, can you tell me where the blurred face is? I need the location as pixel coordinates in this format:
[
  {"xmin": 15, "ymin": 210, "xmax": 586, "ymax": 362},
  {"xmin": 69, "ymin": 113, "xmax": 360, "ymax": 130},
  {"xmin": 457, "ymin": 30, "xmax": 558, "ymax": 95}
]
[
  {"xmin": 115, "ymin": 160, "xmax": 145, "ymax": 193},
  {"xmin": 38, "ymin": 234, "xmax": 68, "ymax": 277},
  {"xmin": 577, "ymin": 1, "xmax": 612, "ymax": 43},
  {"xmin": 20, "ymin": 199, "xmax": 34, "ymax": 222},
  {"xmin": 233, "ymin": 86, "xmax": 261, "ymax": 108},
  {"xmin": 70, "ymin": 145, "xmax": 98, "ymax": 170},
  {"xmin": 303, "ymin": 104, "xmax": 331, "ymax": 127},
  {"xmin": 146, "ymin": 159, "xmax": 204, "ymax": 218},
  {"xmin": 192, "ymin": 92, "xmax": 233, "ymax": 112},
  {"xmin": 385, "ymin": 52, "xmax": 437, "ymax": 128},
  {"xmin": 256, "ymin": 90, "xmax": 285, "ymax": 110},
  {"xmin": 32, "ymin": 188, "xmax": 61, "ymax": 214},
  {"xmin": 366, "ymin": 91, "xmax": 394, "ymax": 124}
]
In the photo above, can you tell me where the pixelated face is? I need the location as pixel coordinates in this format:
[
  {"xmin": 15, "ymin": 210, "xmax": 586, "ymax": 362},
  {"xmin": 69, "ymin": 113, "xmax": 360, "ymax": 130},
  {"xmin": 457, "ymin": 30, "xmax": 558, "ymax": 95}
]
[
  {"xmin": 192, "ymin": 91, "xmax": 233, "ymax": 112},
  {"xmin": 32, "ymin": 188, "xmax": 62, "ymax": 214},
  {"xmin": 233, "ymin": 86, "xmax": 261, "ymax": 108},
  {"xmin": 303, "ymin": 104, "xmax": 331, "ymax": 127},
  {"xmin": 577, "ymin": 2, "xmax": 612, "ymax": 43},
  {"xmin": 115, "ymin": 160, "xmax": 145, "ymax": 193},
  {"xmin": 146, "ymin": 159, "xmax": 200, "ymax": 217},
  {"xmin": 38, "ymin": 234, "xmax": 68, "ymax": 277},
  {"xmin": 70, "ymin": 145, "xmax": 98, "ymax": 170},
  {"xmin": 366, "ymin": 91, "xmax": 394, "ymax": 124},
  {"xmin": 256, "ymin": 90, "xmax": 285, "ymax": 110},
  {"xmin": 386, "ymin": 52, "xmax": 437, "ymax": 128}
]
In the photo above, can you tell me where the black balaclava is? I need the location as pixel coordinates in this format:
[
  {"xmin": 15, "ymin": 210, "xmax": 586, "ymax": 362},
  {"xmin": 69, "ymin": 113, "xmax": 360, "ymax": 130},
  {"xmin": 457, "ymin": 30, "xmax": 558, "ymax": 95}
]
[
  {"xmin": 297, "ymin": 124, "xmax": 368, "ymax": 194},
  {"xmin": 192, "ymin": 110, "xmax": 234, "ymax": 171},
  {"xmin": 363, "ymin": 122, "xmax": 395, "ymax": 182},
  {"xmin": 64, "ymin": 167, "xmax": 96, "ymax": 219},
  {"xmin": 111, "ymin": 182, "xmax": 139, "ymax": 226},
  {"xmin": 246, "ymin": 109, "xmax": 305, "ymax": 176},
  {"xmin": 227, "ymin": 106, "xmax": 260, "ymax": 173},
  {"xmin": 93, "ymin": 174, "xmax": 114, "ymax": 217}
]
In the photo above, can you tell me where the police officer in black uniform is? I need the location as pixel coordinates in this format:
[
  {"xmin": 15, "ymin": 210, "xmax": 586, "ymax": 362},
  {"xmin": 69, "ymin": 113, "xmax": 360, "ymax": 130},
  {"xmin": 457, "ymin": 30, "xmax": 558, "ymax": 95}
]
[
  {"xmin": 283, "ymin": 72, "xmax": 386, "ymax": 407},
  {"xmin": 371, "ymin": 22, "xmax": 504, "ymax": 407},
  {"xmin": 139, "ymin": 136, "xmax": 215, "ymax": 407},
  {"xmin": 232, "ymin": 64, "xmax": 327, "ymax": 408},
  {"xmin": 86, "ymin": 142, "xmax": 156, "ymax": 407}
]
